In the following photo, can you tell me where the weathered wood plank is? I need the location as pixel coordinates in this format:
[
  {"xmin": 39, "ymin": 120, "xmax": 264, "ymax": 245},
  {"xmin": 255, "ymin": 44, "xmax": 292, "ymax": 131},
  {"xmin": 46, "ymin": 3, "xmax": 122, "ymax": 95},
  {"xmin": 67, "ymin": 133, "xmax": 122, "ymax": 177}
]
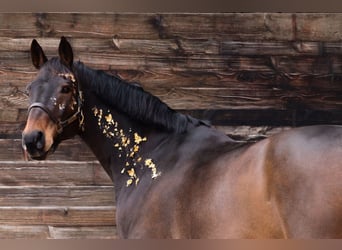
[
  {"xmin": 0, "ymin": 122, "xmax": 26, "ymax": 138},
  {"xmin": 2, "ymin": 53, "xmax": 342, "ymax": 84},
  {"xmin": 0, "ymin": 13, "xmax": 294, "ymax": 40},
  {"xmin": 296, "ymin": 14, "xmax": 342, "ymax": 41},
  {"xmin": 0, "ymin": 161, "xmax": 111, "ymax": 186},
  {"xmin": 2, "ymin": 55, "xmax": 342, "ymax": 88},
  {"xmin": 0, "ymin": 14, "xmax": 38, "ymax": 38},
  {"xmin": 0, "ymin": 225, "xmax": 49, "ymax": 239},
  {"xmin": 1, "ymin": 13, "xmax": 341, "ymax": 41},
  {"xmin": 221, "ymin": 41, "xmax": 342, "ymax": 56},
  {"xmin": 48, "ymin": 226, "xmax": 117, "ymax": 239},
  {"xmin": 0, "ymin": 138, "xmax": 97, "ymax": 161},
  {"xmin": 0, "ymin": 186, "xmax": 114, "ymax": 206},
  {"xmin": 2, "ymin": 70, "xmax": 342, "ymax": 112},
  {"xmin": 0, "ymin": 225, "xmax": 117, "ymax": 239},
  {"xmin": 151, "ymin": 85, "xmax": 342, "ymax": 111},
  {"xmin": 0, "ymin": 52, "xmax": 268, "ymax": 74},
  {"xmin": 2, "ymin": 38, "xmax": 342, "ymax": 64},
  {"xmin": 0, "ymin": 206, "xmax": 116, "ymax": 226},
  {"xmin": 0, "ymin": 37, "xmax": 185, "ymax": 56},
  {"xmin": 151, "ymin": 13, "xmax": 294, "ymax": 40},
  {"xmin": 0, "ymin": 13, "xmax": 159, "ymax": 39}
]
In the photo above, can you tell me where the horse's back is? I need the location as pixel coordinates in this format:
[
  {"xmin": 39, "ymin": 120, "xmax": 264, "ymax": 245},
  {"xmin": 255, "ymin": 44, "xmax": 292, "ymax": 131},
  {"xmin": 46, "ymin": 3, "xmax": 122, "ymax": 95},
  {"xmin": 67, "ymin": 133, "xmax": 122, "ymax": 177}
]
[
  {"xmin": 178, "ymin": 125, "xmax": 342, "ymax": 238},
  {"xmin": 266, "ymin": 125, "xmax": 342, "ymax": 238}
]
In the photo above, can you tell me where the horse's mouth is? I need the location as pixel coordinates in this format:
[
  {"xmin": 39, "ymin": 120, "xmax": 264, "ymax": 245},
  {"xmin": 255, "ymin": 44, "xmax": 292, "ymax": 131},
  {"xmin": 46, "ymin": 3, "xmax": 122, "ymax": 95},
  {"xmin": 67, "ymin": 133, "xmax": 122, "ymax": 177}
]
[{"xmin": 30, "ymin": 153, "xmax": 49, "ymax": 161}]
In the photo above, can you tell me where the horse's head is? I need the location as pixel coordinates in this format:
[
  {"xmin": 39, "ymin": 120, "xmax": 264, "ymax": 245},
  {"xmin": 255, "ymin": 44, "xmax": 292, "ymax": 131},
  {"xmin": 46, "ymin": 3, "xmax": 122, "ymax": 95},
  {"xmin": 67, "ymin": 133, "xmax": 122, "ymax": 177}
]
[{"xmin": 22, "ymin": 37, "xmax": 83, "ymax": 160}]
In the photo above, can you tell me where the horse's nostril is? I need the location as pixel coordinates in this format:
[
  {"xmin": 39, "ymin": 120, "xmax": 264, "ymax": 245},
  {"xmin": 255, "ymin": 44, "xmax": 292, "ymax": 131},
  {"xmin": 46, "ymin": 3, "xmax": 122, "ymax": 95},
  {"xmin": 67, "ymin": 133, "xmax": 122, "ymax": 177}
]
[
  {"xmin": 23, "ymin": 130, "xmax": 45, "ymax": 154},
  {"xmin": 35, "ymin": 131, "xmax": 44, "ymax": 150}
]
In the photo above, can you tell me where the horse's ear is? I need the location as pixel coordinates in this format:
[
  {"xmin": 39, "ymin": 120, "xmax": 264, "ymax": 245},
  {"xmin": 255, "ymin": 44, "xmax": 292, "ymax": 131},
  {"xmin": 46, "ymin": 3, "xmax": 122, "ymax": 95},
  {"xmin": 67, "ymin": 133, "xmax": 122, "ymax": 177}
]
[
  {"xmin": 30, "ymin": 39, "xmax": 47, "ymax": 69},
  {"xmin": 58, "ymin": 36, "xmax": 73, "ymax": 69}
]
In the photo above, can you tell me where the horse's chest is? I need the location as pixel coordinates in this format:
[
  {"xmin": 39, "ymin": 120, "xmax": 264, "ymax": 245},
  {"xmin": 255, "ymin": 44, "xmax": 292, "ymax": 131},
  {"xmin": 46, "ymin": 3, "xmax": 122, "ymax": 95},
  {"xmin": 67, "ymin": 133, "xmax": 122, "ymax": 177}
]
[
  {"xmin": 116, "ymin": 196, "xmax": 180, "ymax": 238},
  {"xmin": 116, "ymin": 176, "xmax": 190, "ymax": 238}
]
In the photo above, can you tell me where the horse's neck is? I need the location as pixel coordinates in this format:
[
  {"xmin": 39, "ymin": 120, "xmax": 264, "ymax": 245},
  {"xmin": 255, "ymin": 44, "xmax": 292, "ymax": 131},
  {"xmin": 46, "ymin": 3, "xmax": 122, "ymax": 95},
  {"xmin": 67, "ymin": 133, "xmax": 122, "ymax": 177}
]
[{"xmin": 79, "ymin": 94, "xmax": 169, "ymax": 188}]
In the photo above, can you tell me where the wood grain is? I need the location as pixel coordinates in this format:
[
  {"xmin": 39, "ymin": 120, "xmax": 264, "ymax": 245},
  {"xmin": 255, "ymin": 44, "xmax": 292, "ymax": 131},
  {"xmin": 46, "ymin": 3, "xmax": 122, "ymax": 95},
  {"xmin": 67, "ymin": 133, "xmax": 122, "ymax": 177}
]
[
  {"xmin": 0, "ymin": 206, "xmax": 115, "ymax": 226},
  {"xmin": 0, "ymin": 225, "xmax": 117, "ymax": 239},
  {"xmin": 0, "ymin": 138, "xmax": 97, "ymax": 161},
  {"xmin": 0, "ymin": 186, "xmax": 114, "ymax": 206},
  {"xmin": 48, "ymin": 226, "xmax": 117, "ymax": 239},
  {"xmin": 0, "ymin": 225, "xmax": 49, "ymax": 239},
  {"xmin": 0, "ymin": 160, "xmax": 111, "ymax": 186}
]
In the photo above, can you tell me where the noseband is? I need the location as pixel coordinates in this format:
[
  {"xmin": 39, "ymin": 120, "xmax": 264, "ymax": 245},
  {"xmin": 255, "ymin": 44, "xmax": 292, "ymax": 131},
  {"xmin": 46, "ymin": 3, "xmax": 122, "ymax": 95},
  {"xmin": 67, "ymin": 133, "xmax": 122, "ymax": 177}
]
[{"xmin": 28, "ymin": 72, "xmax": 84, "ymax": 135}]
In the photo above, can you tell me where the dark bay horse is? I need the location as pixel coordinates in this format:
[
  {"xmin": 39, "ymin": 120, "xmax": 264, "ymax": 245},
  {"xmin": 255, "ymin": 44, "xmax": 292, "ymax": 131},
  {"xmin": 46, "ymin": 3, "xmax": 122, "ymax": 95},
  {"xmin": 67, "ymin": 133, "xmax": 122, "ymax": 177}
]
[{"xmin": 22, "ymin": 37, "xmax": 342, "ymax": 238}]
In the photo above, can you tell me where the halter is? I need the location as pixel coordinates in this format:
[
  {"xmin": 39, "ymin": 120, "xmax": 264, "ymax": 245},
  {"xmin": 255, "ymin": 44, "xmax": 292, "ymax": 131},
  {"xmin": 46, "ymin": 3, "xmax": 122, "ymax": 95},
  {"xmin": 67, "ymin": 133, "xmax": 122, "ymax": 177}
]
[{"xmin": 28, "ymin": 72, "xmax": 84, "ymax": 135}]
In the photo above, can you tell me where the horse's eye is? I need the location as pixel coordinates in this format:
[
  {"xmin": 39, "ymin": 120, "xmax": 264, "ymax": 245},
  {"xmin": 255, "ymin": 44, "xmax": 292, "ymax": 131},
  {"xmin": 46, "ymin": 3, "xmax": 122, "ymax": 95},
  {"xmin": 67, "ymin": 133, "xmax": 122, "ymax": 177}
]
[{"xmin": 61, "ymin": 86, "xmax": 71, "ymax": 94}]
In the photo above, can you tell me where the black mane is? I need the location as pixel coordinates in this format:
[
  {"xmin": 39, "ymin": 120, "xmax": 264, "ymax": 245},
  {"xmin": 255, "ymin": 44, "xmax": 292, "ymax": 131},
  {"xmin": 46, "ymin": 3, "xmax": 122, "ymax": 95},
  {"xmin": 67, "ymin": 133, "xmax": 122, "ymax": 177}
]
[{"xmin": 73, "ymin": 61, "xmax": 196, "ymax": 133}]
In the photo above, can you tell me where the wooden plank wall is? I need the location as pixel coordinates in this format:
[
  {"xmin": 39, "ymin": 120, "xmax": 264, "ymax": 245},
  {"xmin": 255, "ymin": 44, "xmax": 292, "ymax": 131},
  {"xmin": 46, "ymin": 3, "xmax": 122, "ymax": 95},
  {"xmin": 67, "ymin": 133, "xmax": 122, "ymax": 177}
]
[{"xmin": 0, "ymin": 13, "xmax": 342, "ymax": 238}]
